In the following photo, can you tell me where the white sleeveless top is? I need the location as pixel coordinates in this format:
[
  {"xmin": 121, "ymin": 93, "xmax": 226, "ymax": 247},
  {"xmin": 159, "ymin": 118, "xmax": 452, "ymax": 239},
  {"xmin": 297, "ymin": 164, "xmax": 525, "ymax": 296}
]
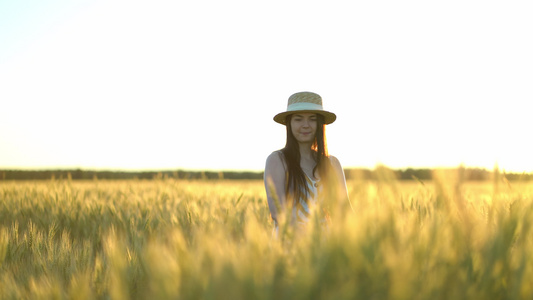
[
  {"xmin": 272, "ymin": 151, "xmax": 329, "ymax": 236},
  {"xmin": 292, "ymin": 173, "xmax": 322, "ymax": 229}
]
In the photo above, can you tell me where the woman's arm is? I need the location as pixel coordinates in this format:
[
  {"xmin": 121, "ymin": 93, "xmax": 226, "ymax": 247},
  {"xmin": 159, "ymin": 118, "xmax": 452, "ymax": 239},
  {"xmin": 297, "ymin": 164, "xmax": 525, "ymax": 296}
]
[
  {"xmin": 329, "ymin": 155, "xmax": 350, "ymax": 208},
  {"xmin": 264, "ymin": 151, "xmax": 287, "ymax": 225}
]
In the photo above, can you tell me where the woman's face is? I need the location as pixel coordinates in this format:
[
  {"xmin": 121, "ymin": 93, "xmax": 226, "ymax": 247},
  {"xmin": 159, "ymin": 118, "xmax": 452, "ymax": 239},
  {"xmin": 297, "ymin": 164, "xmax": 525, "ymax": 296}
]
[{"xmin": 290, "ymin": 113, "xmax": 317, "ymax": 144}]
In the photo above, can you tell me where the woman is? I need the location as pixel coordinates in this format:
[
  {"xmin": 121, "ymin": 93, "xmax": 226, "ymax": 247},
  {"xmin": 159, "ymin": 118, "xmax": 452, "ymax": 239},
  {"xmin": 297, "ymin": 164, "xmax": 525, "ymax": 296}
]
[{"xmin": 264, "ymin": 91, "xmax": 349, "ymax": 235}]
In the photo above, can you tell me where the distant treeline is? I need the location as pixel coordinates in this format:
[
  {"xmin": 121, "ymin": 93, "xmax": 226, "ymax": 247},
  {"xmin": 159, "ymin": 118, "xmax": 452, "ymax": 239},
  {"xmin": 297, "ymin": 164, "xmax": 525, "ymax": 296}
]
[
  {"xmin": 1, "ymin": 168, "xmax": 532, "ymax": 181},
  {"xmin": 0, "ymin": 169, "xmax": 262, "ymax": 181}
]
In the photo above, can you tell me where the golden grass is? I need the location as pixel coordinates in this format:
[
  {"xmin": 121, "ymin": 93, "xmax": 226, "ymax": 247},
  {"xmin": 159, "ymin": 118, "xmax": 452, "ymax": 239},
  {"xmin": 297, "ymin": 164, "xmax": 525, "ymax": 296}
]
[{"xmin": 1, "ymin": 171, "xmax": 532, "ymax": 299}]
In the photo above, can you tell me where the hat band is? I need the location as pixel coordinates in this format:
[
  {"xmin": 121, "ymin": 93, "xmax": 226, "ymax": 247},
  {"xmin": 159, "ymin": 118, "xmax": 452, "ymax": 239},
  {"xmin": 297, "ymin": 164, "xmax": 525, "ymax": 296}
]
[{"xmin": 286, "ymin": 102, "xmax": 323, "ymax": 112}]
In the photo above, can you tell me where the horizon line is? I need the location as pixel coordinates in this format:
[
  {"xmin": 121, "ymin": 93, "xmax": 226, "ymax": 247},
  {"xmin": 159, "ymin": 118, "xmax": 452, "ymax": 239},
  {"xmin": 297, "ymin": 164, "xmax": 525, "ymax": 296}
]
[{"xmin": 0, "ymin": 166, "xmax": 530, "ymax": 174}]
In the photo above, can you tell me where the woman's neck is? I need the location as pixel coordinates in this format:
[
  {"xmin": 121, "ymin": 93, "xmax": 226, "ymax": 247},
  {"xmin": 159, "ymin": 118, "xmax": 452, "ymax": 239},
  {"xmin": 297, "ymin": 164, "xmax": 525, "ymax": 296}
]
[{"xmin": 298, "ymin": 142, "xmax": 314, "ymax": 160}]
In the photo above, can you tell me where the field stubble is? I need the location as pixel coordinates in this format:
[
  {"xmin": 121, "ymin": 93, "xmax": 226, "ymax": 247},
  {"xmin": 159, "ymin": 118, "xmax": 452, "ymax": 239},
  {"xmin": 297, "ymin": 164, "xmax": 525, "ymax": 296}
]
[{"xmin": 1, "ymin": 168, "xmax": 533, "ymax": 299}]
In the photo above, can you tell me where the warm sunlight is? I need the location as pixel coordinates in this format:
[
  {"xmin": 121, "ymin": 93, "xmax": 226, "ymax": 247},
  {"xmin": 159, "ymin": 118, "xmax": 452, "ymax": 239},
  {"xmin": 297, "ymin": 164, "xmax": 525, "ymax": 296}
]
[
  {"xmin": 2, "ymin": 3, "xmax": 533, "ymax": 297},
  {"xmin": 0, "ymin": 0, "xmax": 531, "ymax": 173}
]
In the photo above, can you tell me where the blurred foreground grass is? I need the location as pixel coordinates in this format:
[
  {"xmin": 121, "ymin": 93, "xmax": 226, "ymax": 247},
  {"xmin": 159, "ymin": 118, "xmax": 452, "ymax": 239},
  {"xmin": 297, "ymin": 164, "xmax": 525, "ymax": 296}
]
[{"xmin": 1, "ymin": 168, "xmax": 533, "ymax": 299}]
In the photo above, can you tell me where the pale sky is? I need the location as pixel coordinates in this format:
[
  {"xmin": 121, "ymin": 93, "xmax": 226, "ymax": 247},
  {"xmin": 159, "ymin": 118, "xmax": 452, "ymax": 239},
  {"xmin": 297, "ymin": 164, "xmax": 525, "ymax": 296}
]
[{"xmin": 1, "ymin": 0, "xmax": 531, "ymax": 172}]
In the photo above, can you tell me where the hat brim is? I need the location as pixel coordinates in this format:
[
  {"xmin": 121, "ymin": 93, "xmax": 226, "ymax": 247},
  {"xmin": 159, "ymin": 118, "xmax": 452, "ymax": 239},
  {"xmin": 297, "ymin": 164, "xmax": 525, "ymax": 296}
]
[{"xmin": 273, "ymin": 110, "xmax": 336, "ymax": 125}]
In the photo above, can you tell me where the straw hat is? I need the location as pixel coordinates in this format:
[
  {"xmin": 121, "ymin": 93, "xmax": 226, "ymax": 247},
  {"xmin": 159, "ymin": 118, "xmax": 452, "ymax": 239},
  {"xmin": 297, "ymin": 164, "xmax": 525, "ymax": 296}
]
[{"xmin": 273, "ymin": 92, "xmax": 336, "ymax": 125}]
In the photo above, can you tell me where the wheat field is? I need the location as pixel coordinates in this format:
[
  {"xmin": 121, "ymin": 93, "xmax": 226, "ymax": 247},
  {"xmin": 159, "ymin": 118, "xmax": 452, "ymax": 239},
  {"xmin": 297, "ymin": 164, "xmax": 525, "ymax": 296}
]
[{"xmin": 1, "ymin": 168, "xmax": 533, "ymax": 300}]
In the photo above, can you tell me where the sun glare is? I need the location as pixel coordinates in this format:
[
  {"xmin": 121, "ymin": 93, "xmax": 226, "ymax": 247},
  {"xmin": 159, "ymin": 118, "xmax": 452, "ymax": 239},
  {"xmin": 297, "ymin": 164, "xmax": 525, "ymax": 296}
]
[{"xmin": 0, "ymin": 1, "xmax": 531, "ymax": 173}]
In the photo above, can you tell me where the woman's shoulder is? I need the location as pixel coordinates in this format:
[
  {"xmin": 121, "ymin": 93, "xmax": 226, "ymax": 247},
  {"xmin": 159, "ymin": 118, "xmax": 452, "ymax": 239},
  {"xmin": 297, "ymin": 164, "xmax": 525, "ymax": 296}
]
[
  {"xmin": 266, "ymin": 149, "xmax": 283, "ymax": 159},
  {"xmin": 326, "ymin": 154, "xmax": 344, "ymax": 170},
  {"xmin": 265, "ymin": 150, "xmax": 287, "ymax": 174},
  {"xmin": 265, "ymin": 150, "xmax": 285, "ymax": 166},
  {"xmin": 327, "ymin": 154, "xmax": 341, "ymax": 164}
]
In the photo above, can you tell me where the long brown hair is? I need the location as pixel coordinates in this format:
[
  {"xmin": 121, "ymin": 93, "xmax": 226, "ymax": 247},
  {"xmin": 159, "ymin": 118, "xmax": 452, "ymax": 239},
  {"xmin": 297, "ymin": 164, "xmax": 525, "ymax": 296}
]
[{"xmin": 281, "ymin": 114, "xmax": 329, "ymax": 205}]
